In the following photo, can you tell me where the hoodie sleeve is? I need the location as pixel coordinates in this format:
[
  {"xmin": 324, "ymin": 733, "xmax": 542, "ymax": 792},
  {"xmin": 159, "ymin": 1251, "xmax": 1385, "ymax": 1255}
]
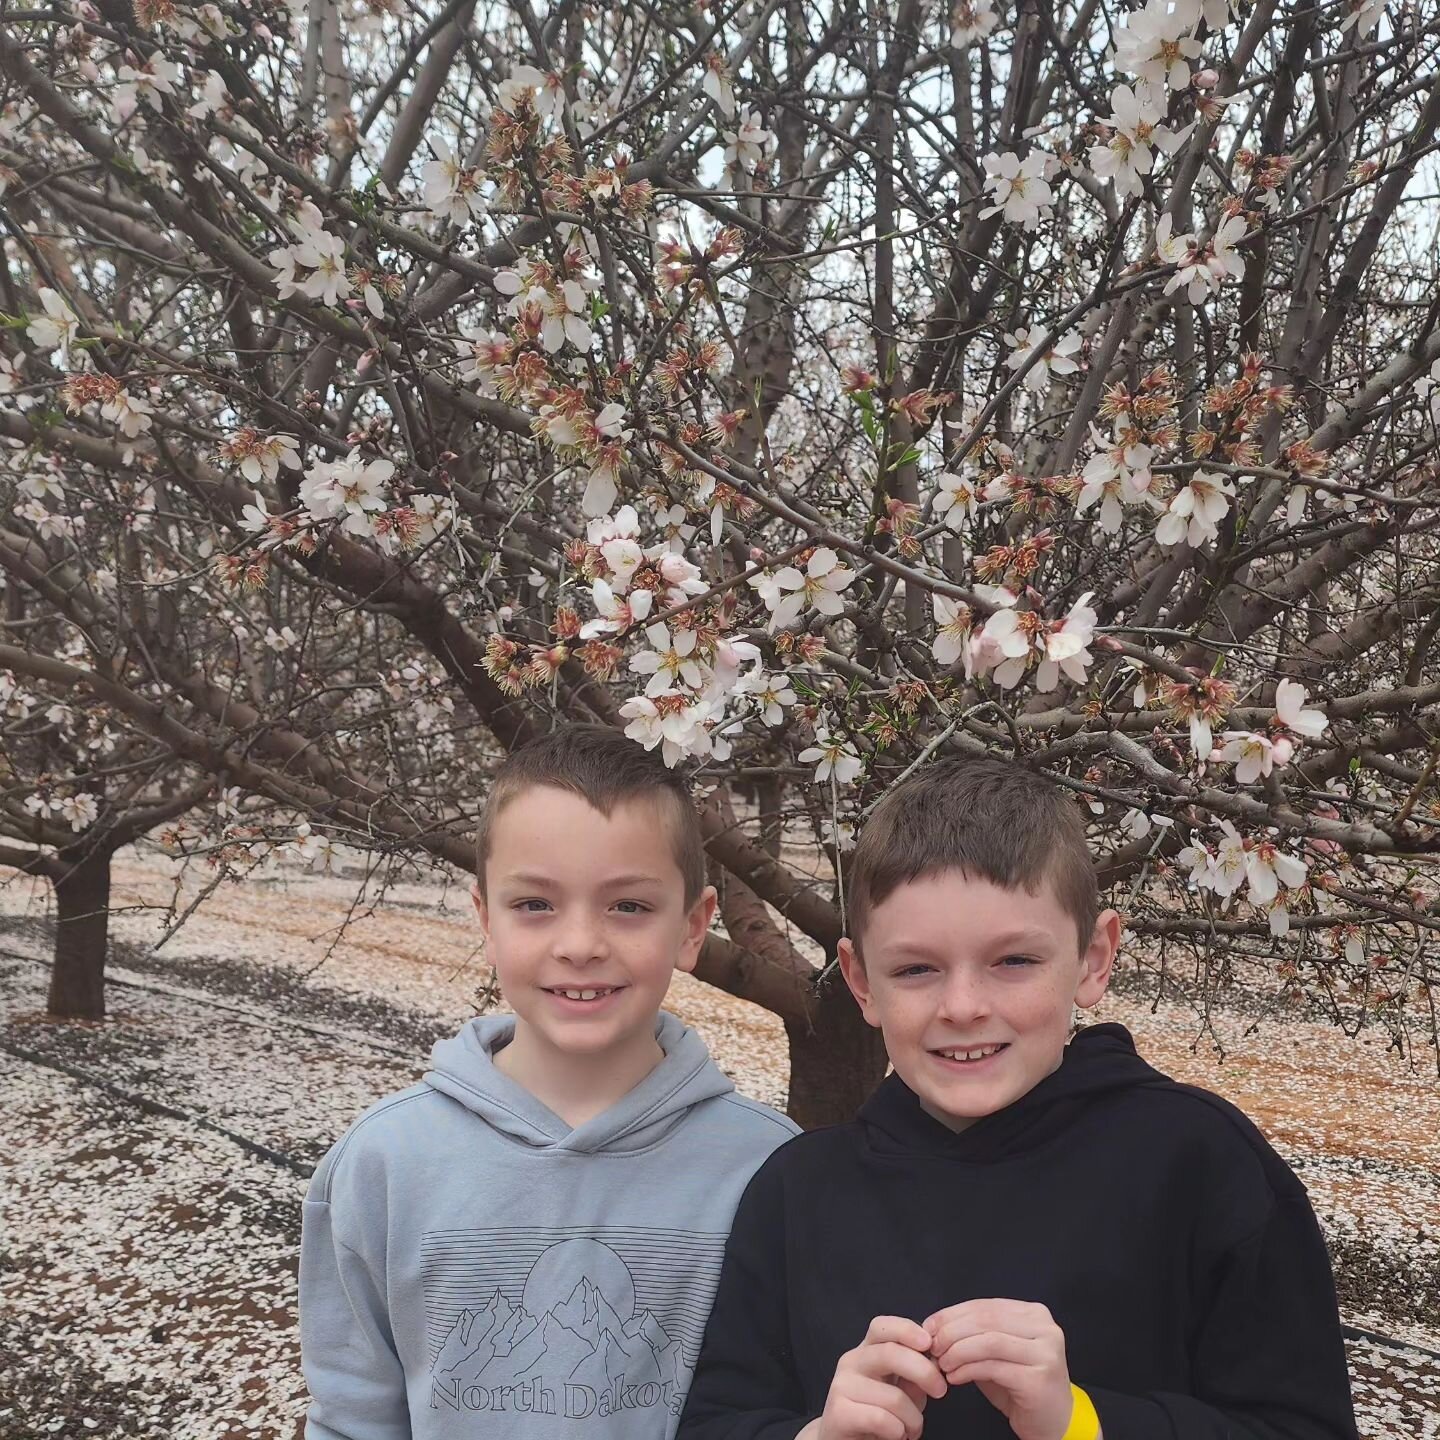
[
  {"xmin": 1085, "ymin": 1193, "xmax": 1358, "ymax": 1440},
  {"xmin": 677, "ymin": 1155, "xmax": 814, "ymax": 1440},
  {"xmin": 300, "ymin": 1177, "xmax": 412, "ymax": 1440}
]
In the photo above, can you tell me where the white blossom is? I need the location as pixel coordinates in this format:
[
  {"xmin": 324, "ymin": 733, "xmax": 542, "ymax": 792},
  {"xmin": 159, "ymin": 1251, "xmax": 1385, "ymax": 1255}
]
[
  {"xmin": 1077, "ymin": 432, "xmax": 1155, "ymax": 532},
  {"xmin": 421, "ymin": 136, "xmax": 487, "ymax": 225},
  {"xmin": 300, "ymin": 451, "xmax": 393, "ymax": 535},
  {"xmin": 1244, "ymin": 840, "xmax": 1307, "ymax": 905},
  {"xmin": 58, "ymin": 792, "xmax": 100, "ymax": 832},
  {"xmin": 1157, "ymin": 212, "xmax": 1247, "ymax": 305},
  {"xmin": 26, "ymin": 288, "xmax": 80, "ymax": 359},
  {"xmin": 723, "ymin": 111, "xmax": 777, "ymax": 176},
  {"xmin": 101, "ymin": 387, "xmax": 154, "ymax": 438},
  {"xmin": 766, "ymin": 548, "xmax": 856, "ymax": 631},
  {"xmin": 928, "ymin": 595, "xmax": 971, "ymax": 670},
  {"xmin": 496, "ymin": 64, "xmax": 562, "ymax": 117},
  {"xmin": 971, "ymin": 607, "xmax": 1034, "ymax": 690},
  {"xmin": 620, "ymin": 692, "xmax": 700, "ymax": 767},
  {"xmin": 702, "ymin": 56, "xmax": 736, "ymax": 117},
  {"xmin": 1219, "ymin": 730, "xmax": 1290, "ymax": 783},
  {"xmin": 798, "ymin": 727, "xmax": 863, "ymax": 784},
  {"xmin": 540, "ymin": 280, "xmax": 593, "ymax": 354},
  {"xmin": 980, "ymin": 149, "xmax": 1054, "ymax": 230},
  {"xmin": 935, "ymin": 469, "xmax": 981, "ymax": 531},
  {"xmin": 734, "ymin": 667, "xmax": 797, "ymax": 727},
  {"xmin": 114, "ymin": 53, "xmax": 180, "ymax": 120},
  {"xmin": 579, "ymin": 578, "xmax": 652, "ymax": 639},
  {"xmin": 1275, "ymin": 679, "xmax": 1327, "ymax": 740},
  {"xmin": 629, "ymin": 622, "xmax": 704, "ymax": 697},
  {"xmin": 1114, "ymin": 0, "xmax": 1203, "ymax": 89},
  {"xmin": 189, "ymin": 70, "xmax": 229, "ymax": 120},
  {"xmin": 20, "ymin": 471, "xmax": 66, "ymax": 503},
  {"xmin": 951, "ymin": 0, "xmax": 999, "ymax": 48},
  {"xmin": 1088, "ymin": 83, "xmax": 1186, "ymax": 197},
  {"xmin": 1005, "ymin": 326, "xmax": 1081, "ymax": 391},
  {"xmin": 269, "ymin": 204, "xmax": 350, "ymax": 307},
  {"xmin": 1036, "ymin": 591, "xmax": 1097, "ymax": 692},
  {"xmin": 1155, "ymin": 469, "xmax": 1234, "ymax": 547}
]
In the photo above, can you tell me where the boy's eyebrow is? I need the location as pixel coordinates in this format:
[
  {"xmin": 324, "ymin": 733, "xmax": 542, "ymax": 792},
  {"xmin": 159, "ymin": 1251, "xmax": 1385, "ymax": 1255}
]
[
  {"xmin": 500, "ymin": 871, "xmax": 667, "ymax": 888},
  {"xmin": 886, "ymin": 929, "xmax": 1058, "ymax": 954},
  {"xmin": 988, "ymin": 929, "xmax": 1059, "ymax": 948}
]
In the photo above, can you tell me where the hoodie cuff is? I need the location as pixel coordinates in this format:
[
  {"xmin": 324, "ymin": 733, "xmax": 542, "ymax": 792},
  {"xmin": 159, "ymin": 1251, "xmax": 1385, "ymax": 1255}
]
[{"xmin": 1085, "ymin": 1387, "xmax": 1175, "ymax": 1440}]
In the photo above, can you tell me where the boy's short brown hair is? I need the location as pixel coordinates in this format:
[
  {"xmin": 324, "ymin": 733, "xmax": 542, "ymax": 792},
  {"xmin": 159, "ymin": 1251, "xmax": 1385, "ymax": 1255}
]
[
  {"xmin": 847, "ymin": 754, "xmax": 1099, "ymax": 955},
  {"xmin": 474, "ymin": 724, "xmax": 707, "ymax": 905}
]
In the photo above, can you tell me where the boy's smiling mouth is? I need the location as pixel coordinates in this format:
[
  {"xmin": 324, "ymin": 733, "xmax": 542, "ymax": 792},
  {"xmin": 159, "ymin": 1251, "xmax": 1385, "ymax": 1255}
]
[
  {"xmin": 930, "ymin": 1042, "xmax": 1009, "ymax": 1065},
  {"xmin": 543, "ymin": 985, "xmax": 626, "ymax": 1003}
]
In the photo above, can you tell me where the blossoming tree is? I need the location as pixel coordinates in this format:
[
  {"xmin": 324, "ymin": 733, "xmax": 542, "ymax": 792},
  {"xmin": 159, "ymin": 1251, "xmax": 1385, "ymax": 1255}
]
[{"xmin": 3, "ymin": 0, "xmax": 1439, "ymax": 1120}]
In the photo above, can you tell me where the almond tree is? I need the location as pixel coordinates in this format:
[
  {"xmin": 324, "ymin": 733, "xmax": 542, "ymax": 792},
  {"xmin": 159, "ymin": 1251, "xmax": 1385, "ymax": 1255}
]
[
  {"xmin": 0, "ymin": 647, "xmax": 213, "ymax": 1017},
  {"xmin": 2, "ymin": 0, "xmax": 1438, "ymax": 1120}
]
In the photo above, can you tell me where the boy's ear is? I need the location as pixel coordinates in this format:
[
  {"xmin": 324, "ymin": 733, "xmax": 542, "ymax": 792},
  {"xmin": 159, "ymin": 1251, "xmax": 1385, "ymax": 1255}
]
[
  {"xmin": 838, "ymin": 938, "xmax": 882, "ymax": 1029},
  {"xmin": 675, "ymin": 884, "xmax": 719, "ymax": 974},
  {"xmin": 470, "ymin": 882, "xmax": 491, "ymax": 939},
  {"xmin": 1075, "ymin": 908, "xmax": 1121, "ymax": 1010}
]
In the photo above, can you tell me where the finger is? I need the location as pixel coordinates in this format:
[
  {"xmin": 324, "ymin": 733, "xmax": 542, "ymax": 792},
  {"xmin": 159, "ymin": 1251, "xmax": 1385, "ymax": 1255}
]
[
  {"xmin": 852, "ymin": 1342, "xmax": 948, "ymax": 1398},
  {"xmin": 930, "ymin": 1299, "xmax": 1054, "ymax": 1348},
  {"xmin": 836, "ymin": 1379, "xmax": 926, "ymax": 1440},
  {"xmin": 864, "ymin": 1314, "xmax": 935, "ymax": 1352},
  {"xmin": 945, "ymin": 1357, "xmax": 1035, "ymax": 1392},
  {"xmin": 895, "ymin": 1375, "xmax": 934, "ymax": 1412},
  {"xmin": 831, "ymin": 1393, "xmax": 912, "ymax": 1440},
  {"xmin": 936, "ymin": 1330, "xmax": 1042, "ymax": 1377}
]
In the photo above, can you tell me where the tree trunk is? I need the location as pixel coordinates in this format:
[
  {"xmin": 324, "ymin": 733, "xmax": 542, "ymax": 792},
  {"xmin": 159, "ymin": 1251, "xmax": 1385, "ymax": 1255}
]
[
  {"xmin": 784, "ymin": 979, "xmax": 890, "ymax": 1130},
  {"xmin": 47, "ymin": 848, "xmax": 113, "ymax": 1020}
]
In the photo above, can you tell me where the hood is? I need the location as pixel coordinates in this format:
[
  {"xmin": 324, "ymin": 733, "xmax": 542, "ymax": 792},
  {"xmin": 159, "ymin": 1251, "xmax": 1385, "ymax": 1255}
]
[
  {"xmin": 859, "ymin": 1023, "xmax": 1171, "ymax": 1163},
  {"xmin": 422, "ymin": 1009, "xmax": 735, "ymax": 1155}
]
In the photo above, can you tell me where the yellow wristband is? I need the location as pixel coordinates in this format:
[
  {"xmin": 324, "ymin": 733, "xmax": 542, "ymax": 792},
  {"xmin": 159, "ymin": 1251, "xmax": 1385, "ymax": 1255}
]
[{"xmin": 1062, "ymin": 1383, "xmax": 1101, "ymax": 1440}]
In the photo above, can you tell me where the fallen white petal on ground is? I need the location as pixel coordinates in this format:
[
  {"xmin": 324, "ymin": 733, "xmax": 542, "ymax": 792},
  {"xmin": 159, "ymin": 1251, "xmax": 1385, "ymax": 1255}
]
[{"xmin": 1, "ymin": 853, "xmax": 1437, "ymax": 1438}]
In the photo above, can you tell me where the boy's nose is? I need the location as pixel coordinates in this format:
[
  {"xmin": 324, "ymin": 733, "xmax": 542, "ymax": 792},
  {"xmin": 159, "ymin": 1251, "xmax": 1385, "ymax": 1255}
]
[
  {"xmin": 936, "ymin": 972, "xmax": 988, "ymax": 1022},
  {"xmin": 552, "ymin": 919, "xmax": 608, "ymax": 965}
]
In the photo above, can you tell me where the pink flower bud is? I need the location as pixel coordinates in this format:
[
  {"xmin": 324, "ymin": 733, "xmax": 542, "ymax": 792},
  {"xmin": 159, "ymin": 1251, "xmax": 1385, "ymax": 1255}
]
[{"xmin": 1194, "ymin": 68, "xmax": 1219, "ymax": 90}]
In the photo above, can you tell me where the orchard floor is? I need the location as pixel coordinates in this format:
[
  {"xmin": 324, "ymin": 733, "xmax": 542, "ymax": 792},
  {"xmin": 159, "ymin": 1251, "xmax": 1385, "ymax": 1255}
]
[{"xmin": 1, "ymin": 854, "xmax": 1438, "ymax": 1438}]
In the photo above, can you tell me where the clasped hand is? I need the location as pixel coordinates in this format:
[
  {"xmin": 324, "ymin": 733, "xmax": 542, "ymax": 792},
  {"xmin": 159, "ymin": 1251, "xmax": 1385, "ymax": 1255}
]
[{"xmin": 811, "ymin": 1299, "xmax": 1076, "ymax": 1440}]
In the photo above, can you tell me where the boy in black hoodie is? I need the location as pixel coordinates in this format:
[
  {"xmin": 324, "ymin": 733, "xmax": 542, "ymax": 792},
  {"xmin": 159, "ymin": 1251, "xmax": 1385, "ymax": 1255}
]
[{"xmin": 678, "ymin": 756, "xmax": 1357, "ymax": 1440}]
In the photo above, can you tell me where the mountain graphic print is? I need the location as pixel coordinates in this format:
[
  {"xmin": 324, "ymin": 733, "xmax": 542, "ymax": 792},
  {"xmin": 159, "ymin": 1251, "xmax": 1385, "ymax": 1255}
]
[{"xmin": 423, "ymin": 1226, "xmax": 728, "ymax": 1428}]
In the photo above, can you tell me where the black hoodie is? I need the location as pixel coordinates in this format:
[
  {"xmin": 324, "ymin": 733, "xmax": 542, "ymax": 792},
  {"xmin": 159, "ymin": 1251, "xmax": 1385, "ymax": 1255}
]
[{"xmin": 678, "ymin": 1024, "xmax": 1357, "ymax": 1440}]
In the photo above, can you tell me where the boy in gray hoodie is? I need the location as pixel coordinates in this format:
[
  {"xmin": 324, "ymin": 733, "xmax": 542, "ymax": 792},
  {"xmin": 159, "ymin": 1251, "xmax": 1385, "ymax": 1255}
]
[{"xmin": 300, "ymin": 725, "xmax": 799, "ymax": 1440}]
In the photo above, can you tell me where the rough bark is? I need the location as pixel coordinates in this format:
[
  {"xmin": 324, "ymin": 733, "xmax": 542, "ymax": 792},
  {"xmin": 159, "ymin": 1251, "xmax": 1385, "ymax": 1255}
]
[
  {"xmin": 784, "ymin": 979, "xmax": 890, "ymax": 1130},
  {"xmin": 47, "ymin": 848, "xmax": 113, "ymax": 1021}
]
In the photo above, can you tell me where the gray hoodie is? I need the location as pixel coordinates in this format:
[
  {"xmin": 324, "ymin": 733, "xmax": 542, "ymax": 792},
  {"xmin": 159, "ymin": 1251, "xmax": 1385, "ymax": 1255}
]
[{"xmin": 300, "ymin": 1011, "xmax": 799, "ymax": 1440}]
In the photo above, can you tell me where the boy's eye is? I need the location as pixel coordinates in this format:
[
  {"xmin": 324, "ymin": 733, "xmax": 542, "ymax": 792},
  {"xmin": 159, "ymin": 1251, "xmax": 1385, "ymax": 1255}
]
[
  {"xmin": 613, "ymin": 900, "xmax": 651, "ymax": 915},
  {"xmin": 893, "ymin": 964, "xmax": 934, "ymax": 978},
  {"xmin": 1000, "ymin": 955, "xmax": 1038, "ymax": 968},
  {"xmin": 513, "ymin": 899, "xmax": 552, "ymax": 913}
]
